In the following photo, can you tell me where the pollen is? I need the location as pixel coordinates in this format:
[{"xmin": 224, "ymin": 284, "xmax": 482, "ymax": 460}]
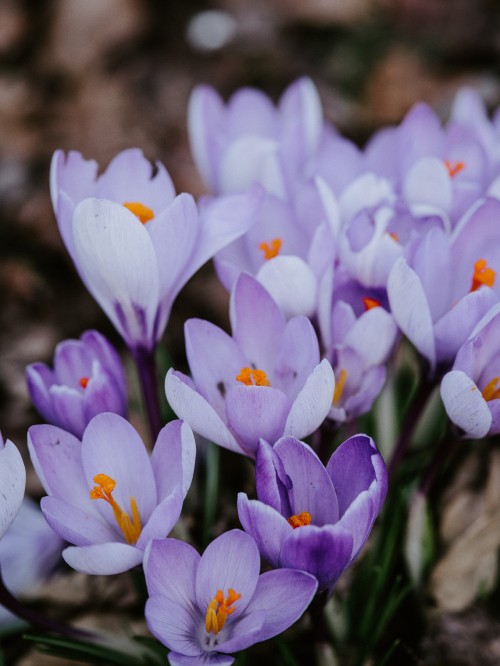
[
  {"xmin": 363, "ymin": 297, "xmax": 382, "ymax": 311},
  {"xmin": 79, "ymin": 377, "xmax": 89, "ymax": 389},
  {"xmin": 482, "ymin": 377, "xmax": 500, "ymax": 402},
  {"xmin": 123, "ymin": 201, "xmax": 155, "ymax": 224},
  {"xmin": 333, "ymin": 368, "xmax": 348, "ymax": 406},
  {"xmin": 388, "ymin": 231, "xmax": 400, "ymax": 243},
  {"xmin": 288, "ymin": 512, "xmax": 312, "ymax": 529},
  {"xmin": 444, "ymin": 160, "xmax": 465, "ymax": 178},
  {"xmin": 259, "ymin": 238, "xmax": 282, "ymax": 260},
  {"xmin": 236, "ymin": 367, "xmax": 270, "ymax": 387},
  {"xmin": 470, "ymin": 259, "xmax": 496, "ymax": 292},
  {"xmin": 89, "ymin": 473, "xmax": 142, "ymax": 545},
  {"xmin": 205, "ymin": 588, "xmax": 241, "ymax": 635}
]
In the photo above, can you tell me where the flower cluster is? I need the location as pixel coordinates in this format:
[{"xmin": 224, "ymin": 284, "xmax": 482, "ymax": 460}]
[{"xmin": 3, "ymin": 75, "xmax": 500, "ymax": 665}]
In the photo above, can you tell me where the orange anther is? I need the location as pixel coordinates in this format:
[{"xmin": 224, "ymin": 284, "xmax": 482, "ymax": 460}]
[
  {"xmin": 482, "ymin": 377, "xmax": 500, "ymax": 402},
  {"xmin": 444, "ymin": 160, "xmax": 465, "ymax": 178},
  {"xmin": 470, "ymin": 259, "xmax": 496, "ymax": 292},
  {"xmin": 123, "ymin": 201, "xmax": 155, "ymax": 224},
  {"xmin": 363, "ymin": 297, "xmax": 382, "ymax": 311},
  {"xmin": 288, "ymin": 511, "xmax": 312, "ymax": 529},
  {"xmin": 79, "ymin": 377, "xmax": 89, "ymax": 389},
  {"xmin": 205, "ymin": 589, "xmax": 241, "ymax": 635},
  {"xmin": 332, "ymin": 369, "xmax": 348, "ymax": 406},
  {"xmin": 236, "ymin": 367, "xmax": 270, "ymax": 387},
  {"xmin": 388, "ymin": 231, "xmax": 400, "ymax": 243},
  {"xmin": 89, "ymin": 473, "xmax": 142, "ymax": 544},
  {"xmin": 259, "ymin": 238, "xmax": 282, "ymax": 260}
]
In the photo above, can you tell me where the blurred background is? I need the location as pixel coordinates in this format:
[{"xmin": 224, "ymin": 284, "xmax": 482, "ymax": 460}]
[{"xmin": 1, "ymin": 1, "xmax": 500, "ymax": 663}]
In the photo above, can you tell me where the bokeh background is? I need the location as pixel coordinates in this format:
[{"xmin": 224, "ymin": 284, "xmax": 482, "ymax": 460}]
[{"xmin": 1, "ymin": 1, "xmax": 500, "ymax": 663}]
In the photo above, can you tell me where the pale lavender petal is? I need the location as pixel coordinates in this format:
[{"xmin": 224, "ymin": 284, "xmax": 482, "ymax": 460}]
[
  {"xmin": 279, "ymin": 77, "xmax": 322, "ymax": 167},
  {"xmin": 188, "ymin": 85, "xmax": 225, "ymax": 191},
  {"xmin": 195, "ymin": 530, "xmax": 260, "ymax": 619},
  {"xmin": 53, "ymin": 340, "xmax": 93, "ymax": 386},
  {"xmin": 168, "ymin": 653, "xmax": 234, "ymax": 666},
  {"xmin": 219, "ymin": 137, "xmax": 284, "ymax": 196},
  {"xmin": 84, "ymin": 370, "xmax": 127, "ymax": 423},
  {"xmin": 40, "ymin": 496, "xmax": 117, "ymax": 546},
  {"xmin": 50, "ymin": 149, "xmax": 97, "ymax": 210},
  {"xmin": 81, "ymin": 330, "xmax": 127, "ymax": 397},
  {"xmin": 136, "ymin": 489, "xmax": 183, "ymax": 549},
  {"xmin": 256, "ymin": 256, "xmax": 317, "ymax": 318},
  {"xmin": 27, "ymin": 425, "xmax": 88, "ymax": 509},
  {"xmin": 165, "ymin": 370, "xmax": 243, "ymax": 455},
  {"xmin": 273, "ymin": 437, "xmax": 339, "ymax": 524},
  {"xmin": 283, "ymin": 360, "xmax": 334, "ymax": 440},
  {"xmin": 242, "ymin": 568, "xmax": 317, "ymax": 642},
  {"xmin": 342, "ymin": 307, "xmax": 397, "ymax": 367},
  {"xmin": 387, "ymin": 257, "xmax": 436, "ymax": 369},
  {"xmin": 274, "ymin": 317, "xmax": 320, "ymax": 399},
  {"xmin": 254, "ymin": 440, "xmax": 283, "ymax": 512},
  {"xmin": 237, "ymin": 494, "xmax": 291, "ymax": 567},
  {"xmin": 216, "ymin": 611, "xmax": 265, "ymax": 653},
  {"xmin": 146, "ymin": 595, "xmax": 202, "ymax": 656},
  {"xmin": 144, "ymin": 538, "xmax": 200, "ymax": 609},
  {"xmin": 403, "ymin": 157, "xmax": 452, "ymax": 213},
  {"xmin": 63, "ymin": 542, "xmax": 143, "ymax": 575},
  {"xmin": 26, "ymin": 363, "xmax": 57, "ymax": 422},
  {"xmin": 72, "ymin": 198, "xmax": 160, "ymax": 349},
  {"xmin": 440, "ymin": 370, "xmax": 492, "ymax": 438},
  {"xmin": 0, "ymin": 440, "xmax": 25, "ymax": 539},
  {"xmin": 49, "ymin": 385, "xmax": 87, "ymax": 438},
  {"xmin": 279, "ymin": 524, "xmax": 353, "ymax": 590},
  {"xmin": 225, "ymin": 386, "xmax": 291, "ymax": 456},
  {"xmin": 151, "ymin": 420, "xmax": 196, "ymax": 501}
]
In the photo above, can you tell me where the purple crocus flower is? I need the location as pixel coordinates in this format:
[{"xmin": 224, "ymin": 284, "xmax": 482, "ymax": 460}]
[
  {"xmin": 238, "ymin": 435, "xmax": 387, "ymax": 593},
  {"xmin": 0, "ymin": 436, "xmax": 25, "ymax": 541},
  {"xmin": 51, "ymin": 149, "xmax": 262, "ymax": 351},
  {"xmin": 188, "ymin": 77, "xmax": 323, "ymax": 197},
  {"xmin": 165, "ymin": 274, "xmax": 334, "ymax": 457},
  {"xmin": 144, "ymin": 529, "xmax": 318, "ymax": 666},
  {"xmin": 26, "ymin": 329, "xmax": 127, "ymax": 439},
  {"xmin": 0, "ymin": 498, "xmax": 63, "ymax": 626},
  {"xmin": 28, "ymin": 413, "xmax": 195, "ymax": 575},
  {"xmin": 388, "ymin": 199, "xmax": 500, "ymax": 373},
  {"xmin": 441, "ymin": 304, "xmax": 500, "ymax": 438}
]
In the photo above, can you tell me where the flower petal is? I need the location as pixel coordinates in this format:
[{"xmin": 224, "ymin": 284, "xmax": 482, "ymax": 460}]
[
  {"xmin": 136, "ymin": 489, "xmax": 183, "ymax": 549},
  {"xmin": 256, "ymin": 256, "xmax": 317, "ymax": 318},
  {"xmin": 41, "ymin": 496, "xmax": 117, "ymax": 546},
  {"xmin": 440, "ymin": 370, "xmax": 492, "ymax": 438},
  {"xmin": 144, "ymin": 538, "xmax": 200, "ymax": 610},
  {"xmin": 0, "ymin": 440, "xmax": 25, "ymax": 539},
  {"xmin": 63, "ymin": 542, "xmax": 143, "ymax": 575},
  {"xmin": 283, "ymin": 360, "xmax": 334, "ymax": 440},
  {"xmin": 151, "ymin": 420, "xmax": 196, "ymax": 501},
  {"xmin": 237, "ymin": 494, "xmax": 291, "ymax": 568}
]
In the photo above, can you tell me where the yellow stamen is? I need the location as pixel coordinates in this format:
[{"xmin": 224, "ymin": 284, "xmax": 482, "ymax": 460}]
[
  {"xmin": 89, "ymin": 473, "xmax": 142, "ymax": 545},
  {"xmin": 482, "ymin": 377, "xmax": 500, "ymax": 402},
  {"xmin": 363, "ymin": 297, "xmax": 381, "ymax": 311},
  {"xmin": 205, "ymin": 589, "xmax": 241, "ymax": 635},
  {"xmin": 470, "ymin": 258, "xmax": 496, "ymax": 292},
  {"xmin": 259, "ymin": 238, "xmax": 282, "ymax": 260},
  {"xmin": 288, "ymin": 511, "xmax": 312, "ymax": 529},
  {"xmin": 236, "ymin": 367, "xmax": 270, "ymax": 387},
  {"xmin": 79, "ymin": 376, "xmax": 89, "ymax": 389},
  {"xmin": 333, "ymin": 369, "xmax": 348, "ymax": 406},
  {"xmin": 123, "ymin": 201, "xmax": 155, "ymax": 224},
  {"xmin": 444, "ymin": 160, "xmax": 465, "ymax": 178}
]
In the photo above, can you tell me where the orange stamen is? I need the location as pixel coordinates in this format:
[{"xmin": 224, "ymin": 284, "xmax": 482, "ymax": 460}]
[
  {"xmin": 363, "ymin": 297, "xmax": 382, "ymax": 311},
  {"xmin": 259, "ymin": 238, "xmax": 282, "ymax": 260},
  {"xmin": 205, "ymin": 588, "xmax": 241, "ymax": 635},
  {"xmin": 123, "ymin": 201, "xmax": 154, "ymax": 224},
  {"xmin": 333, "ymin": 369, "xmax": 348, "ymax": 406},
  {"xmin": 470, "ymin": 259, "xmax": 496, "ymax": 292},
  {"xmin": 444, "ymin": 160, "xmax": 465, "ymax": 178},
  {"xmin": 89, "ymin": 473, "xmax": 142, "ymax": 545},
  {"xmin": 79, "ymin": 377, "xmax": 89, "ymax": 389},
  {"xmin": 482, "ymin": 377, "xmax": 500, "ymax": 402},
  {"xmin": 288, "ymin": 511, "xmax": 312, "ymax": 529},
  {"xmin": 236, "ymin": 367, "xmax": 270, "ymax": 387},
  {"xmin": 388, "ymin": 231, "xmax": 400, "ymax": 243}
]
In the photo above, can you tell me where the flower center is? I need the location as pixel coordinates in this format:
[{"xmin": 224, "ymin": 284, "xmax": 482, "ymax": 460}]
[
  {"xmin": 470, "ymin": 259, "xmax": 496, "ymax": 292},
  {"xmin": 79, "ymin": 377, "xmax": 89, "ymax": 389},
  {"xmin": 288, "ymin": 512, "xmax": 312, "ymax": 529},
  {"xmin": 363, "ymin": 297, "xmax": 381, "ymax": 311},
  {"xmin": 259, "ymin": 238, "xmax": 282, "ymax": 260},
  {"xmin": 332, "ymin": 368, "xmax": 348, "ymax": 406},
  {"xmin": 236, "ymin": 367, "xmax": 270, "ymax": 387},
  {"xmin": 444, "ymin": 160, "xmax": 465, "ymax": 178},
  {"xmin": 123, "ymin": 201, "xmax": 155, "ymax": 224},
  {"xmin": 89, "ymin": 473, "xmax": 142, "ymax": 545},
  {"xmin": 205, "ymin": 589, "xmax": 241, "ymax": 635},
  {"xmin": 482, "ymin": 377, "xmax": 500, "ymax": 402}
]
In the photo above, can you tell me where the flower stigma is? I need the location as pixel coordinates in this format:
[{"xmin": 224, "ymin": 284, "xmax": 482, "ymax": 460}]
[
  {"xmin": 470, "ymin": 259, "xmax": 496, "ymax": 292},
  {"xmin": 89, "ymin": 473, "xmax": 142, "ymax": 544},
  {"xmin": 482, "ymin": 377, "xmax": 500, "ymax": 402},
  {"xmin": 259, "ymin": 238, "xmax": 282, "ymax": 260},
  {"xmin": 288, "ymin": 511, "xmax": 312, "ymax": 529},
  {"xmin": 236, "ymin": 367, "xmax": 270, "ymax": 386},
  {"xmin": 363, "ymin": 297, "xmax": 382, "ymax": 311},
  {"xmin": 79, "ymin": 377, "xmax": 89, "ymax": 389},
  {"xmin": 333, "ymin": 369, "xmax": 348, "ymax": 406},
  {"xmin": 205, "ymin": 589, "xmax": 241, "ymax": 635},
  {"xmin": 444, "ymin": 160, "xmax": 465, "ymax": 178},
  {"xmin": 123, "ymin": 201, "xmax": 155, "ymax": 224}
]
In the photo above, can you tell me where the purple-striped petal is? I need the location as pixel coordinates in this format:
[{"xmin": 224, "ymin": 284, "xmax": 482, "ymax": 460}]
[
  {"xmin": 237, "ymin": 494, "xmax": 291, "ymax": 568},
  {"xmin": 144, "ymin": 538, "xmax": 200, "ymax": 610}
]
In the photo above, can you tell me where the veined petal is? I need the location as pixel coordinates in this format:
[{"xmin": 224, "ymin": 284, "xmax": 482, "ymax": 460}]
[
  {"xmin": 0, "ymin": 440, "xmax": 25, "ymax": 539},
  {"xmin": 72, "ymin": 198, "xmax": 160, "ymax": 349},
  {"xmin": 41, "ymin": 495, "xmax": 116, "ymax": 546},
  {"xmin": 283, "ymin": 359, "xmax": 334, "ymax": 440},
  {"xmin": 151, "ymin": 420, "xmax": 196, "ymax": 501},
  {"xmin": 146, "ymin": 595, "xmax": 202, "ymax": 657},
  {"xmin": 441, "ymin": 370, "xmax": 492, "ymax": 438},
  {"xmin": 216, "ymin": 611, "xmax": 265, "ymax": 653},
  {"xmin": 237, "ymin": 494, "xmax": 291, "ymax": 568},
  {"xmin": 144, "ymin": 538, "xmax": 200, "ymax": 610},
  {"xmin": 136, "ymin": 489, "xmax": 183, "ymax": 549},
  {"xmin": 168, "ymin": 653, "xmax": 234, "ymax": 666},
  {"xmin": 256, "ymin": 256, "xmax": 317, "ymax": 318},
  {"xmin": 63, "ymin": 542, "xmax": 143, "ymax": 575}
]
